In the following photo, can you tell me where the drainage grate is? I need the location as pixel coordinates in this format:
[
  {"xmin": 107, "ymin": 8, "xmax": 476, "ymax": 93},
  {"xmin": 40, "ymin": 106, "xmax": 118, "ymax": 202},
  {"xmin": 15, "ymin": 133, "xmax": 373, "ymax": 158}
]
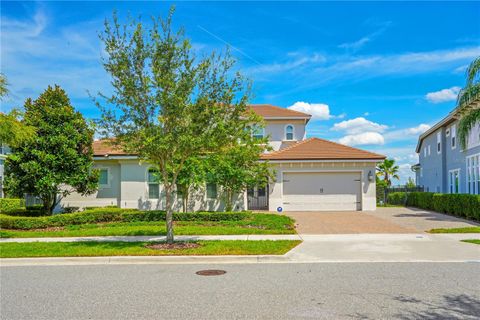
[{"xmin": 196, "ymin": 269, "xmax": 226, "ymax": 276}]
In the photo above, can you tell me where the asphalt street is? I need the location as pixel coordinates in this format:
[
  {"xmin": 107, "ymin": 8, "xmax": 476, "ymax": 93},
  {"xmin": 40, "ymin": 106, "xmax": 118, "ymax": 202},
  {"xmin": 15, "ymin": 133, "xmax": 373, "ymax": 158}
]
[{"xmin": 1, "ymin": 262, "xmax": 480, "ymax": 319}]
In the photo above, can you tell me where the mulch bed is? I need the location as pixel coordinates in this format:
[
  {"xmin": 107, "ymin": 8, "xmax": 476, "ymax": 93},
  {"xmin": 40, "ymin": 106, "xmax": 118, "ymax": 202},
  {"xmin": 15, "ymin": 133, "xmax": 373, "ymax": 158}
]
[{"xmin": 145, "ymin": 242, "xmax": 201, "ymax": 250}]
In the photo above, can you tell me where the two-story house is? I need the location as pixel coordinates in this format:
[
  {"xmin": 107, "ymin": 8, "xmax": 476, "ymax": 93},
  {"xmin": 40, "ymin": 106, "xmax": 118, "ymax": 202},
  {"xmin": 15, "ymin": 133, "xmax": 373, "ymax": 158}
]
[
  {"xmin": 414, "ymin": 108, "xmax": 480, "ymax": 194},
  {"xmin": 61, "ymin": 105, "xmax": 385, "ymax": 211}
]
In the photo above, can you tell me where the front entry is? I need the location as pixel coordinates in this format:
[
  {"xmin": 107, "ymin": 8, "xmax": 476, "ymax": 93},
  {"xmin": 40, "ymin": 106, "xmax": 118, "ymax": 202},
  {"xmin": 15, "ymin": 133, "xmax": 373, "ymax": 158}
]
[{"xmin": 247, "ymin": 186, "xmax": 269, "ymax": 210}]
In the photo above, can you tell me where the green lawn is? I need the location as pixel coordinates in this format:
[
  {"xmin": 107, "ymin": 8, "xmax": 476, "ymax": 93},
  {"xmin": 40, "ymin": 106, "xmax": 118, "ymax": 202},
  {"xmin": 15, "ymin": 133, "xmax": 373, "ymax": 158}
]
[
  {"xmin": 0, "ymin": 214, "xmax": 295, "ymax": 238},
  {"xmin": 428, "ymin": 227, "xmax": 480, "ymax": 233},
  {"xmin": 0, "ymin": 240, "xmax": 301, "ymax": 258},
  {"xmin": 461, "ymin": 240, "xmax": 480, "ymax": 245}
]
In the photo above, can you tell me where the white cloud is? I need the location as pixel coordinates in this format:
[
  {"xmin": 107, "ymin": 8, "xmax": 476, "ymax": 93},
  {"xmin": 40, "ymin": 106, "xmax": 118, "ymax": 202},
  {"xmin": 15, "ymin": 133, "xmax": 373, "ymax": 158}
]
[
  {"xmin": 405, "ymin": 124, "xmax": 431, "ymax": 135},
  {"xmin": 425, "ymin": 86, "xmax": 461, "ymax": 103},
  {"xmin": 332, "ymin": 117, "xmax": 388, "ymax": 134},
  {"xmin": 339, "ymin": 37, "xmax": 370, "ymax": 50},
  {"xmin": 287, "ymin": 101, "xmax": 332, "ymax": 120},
  {"xmin": 383, "ymin": 123, "xmax": 431, "ymax": 143},
  {"xmin": 339, "ymin": 132, "xmax": 385, "ymax": 146}
]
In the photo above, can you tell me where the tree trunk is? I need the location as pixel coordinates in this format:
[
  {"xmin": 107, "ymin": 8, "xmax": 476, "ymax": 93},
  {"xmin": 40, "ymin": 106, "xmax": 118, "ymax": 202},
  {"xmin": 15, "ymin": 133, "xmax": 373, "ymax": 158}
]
[
  {"xmin": 225, "ymin": 188, "xmax": 233, "ymax": 212},
  {"xmin": 164, "ymin": 185, "xmax": 175, "ymax": 244}
]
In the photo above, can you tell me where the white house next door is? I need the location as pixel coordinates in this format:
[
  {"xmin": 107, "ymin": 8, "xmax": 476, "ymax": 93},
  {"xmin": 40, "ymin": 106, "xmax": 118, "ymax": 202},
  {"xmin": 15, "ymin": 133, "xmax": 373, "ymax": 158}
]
[{"xmin": 282, "ymin": 172, "xmax": 362, "ymax": 211}]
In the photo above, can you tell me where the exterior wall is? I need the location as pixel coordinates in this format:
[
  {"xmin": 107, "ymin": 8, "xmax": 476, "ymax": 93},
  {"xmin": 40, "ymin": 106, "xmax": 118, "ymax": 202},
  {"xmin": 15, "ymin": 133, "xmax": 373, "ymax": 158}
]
[
  {"xmin": 418, "ymin": 128, "xmax": 445, "ymax": 193},
  {"xmin": 61, "ymin": 159, "xmax": 246, "ymax": 212},
  {"xmin": 267, "ymin": 161, "xmax": 377, "ymax": 211},
  {"xmin": 418, "ymin": 121, "xmax": 480, "ymax": 194},
  {"xmin": 264, "ymin": 119, "xmax": 307, "ymax": 151}
]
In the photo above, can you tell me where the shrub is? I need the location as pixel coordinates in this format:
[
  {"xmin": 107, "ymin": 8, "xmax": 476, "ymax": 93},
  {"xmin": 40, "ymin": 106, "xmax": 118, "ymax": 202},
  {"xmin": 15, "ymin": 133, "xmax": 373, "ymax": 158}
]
[
  {"xmin": 0, "ymin": 207, "xmax": 252, "ymax": 230},
  {"xmin": 406, "ymin": 192, "xmax": 480, "ymax": 221},
  {"xmin": 62, "ymin": 207, "xmax": 80, "ymax": 214},
  {"xmin": 0, "ymin": 198, "xmax": 25, "ymax": 213},
  {"xmin": 386, "ymin": 192, "xmax": 407, "ymax": 205},
  {"xmin": 376, "ymin": 180, "xmax": 387, "ymax": 204}
]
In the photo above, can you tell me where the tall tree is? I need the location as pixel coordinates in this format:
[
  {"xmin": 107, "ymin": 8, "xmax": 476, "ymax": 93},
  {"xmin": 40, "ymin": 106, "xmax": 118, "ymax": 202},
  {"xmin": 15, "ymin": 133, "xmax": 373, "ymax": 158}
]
[
  {"xmin": 458, "ymin": 56, "xmax": 480, "ymax": 149},
  {"xmin": 208, "ymin": 123, "xmax": 273, "ymax": 212},
  {"xmin": 376, "ymin": 158, "xmax": 400, "ymax": 186},
  {"xmin": 96, "ymin": 8, "xmax": 256, "ymax": 243},
  {"xmin": 4, "ymin": 85, "xmax": 98, "ymax": 213},
  {"xmin": 0, "ymin": 74, "xmax": 36, "ymax": 147}
]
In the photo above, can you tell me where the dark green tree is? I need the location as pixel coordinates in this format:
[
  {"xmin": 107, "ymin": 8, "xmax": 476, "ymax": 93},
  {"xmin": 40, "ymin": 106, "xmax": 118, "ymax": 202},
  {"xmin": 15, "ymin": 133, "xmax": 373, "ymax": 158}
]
[{"xmin": 4, "ymin": 85, "xmax": 98, "ymax": 213}]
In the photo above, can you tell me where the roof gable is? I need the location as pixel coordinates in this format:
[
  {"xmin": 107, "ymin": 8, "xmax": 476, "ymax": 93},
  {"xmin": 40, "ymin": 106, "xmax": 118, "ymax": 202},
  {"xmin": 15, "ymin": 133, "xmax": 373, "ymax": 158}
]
[{"xmin": 261, "ymin": 137, "xmax": 386, "ymax": 161}]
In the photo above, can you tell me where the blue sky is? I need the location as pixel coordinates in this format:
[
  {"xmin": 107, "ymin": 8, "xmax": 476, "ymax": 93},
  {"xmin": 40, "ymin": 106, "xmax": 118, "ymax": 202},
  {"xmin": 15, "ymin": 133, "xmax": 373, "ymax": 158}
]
[{"xmin": 1, "ymin": 1, "xmax": 480, "ymax": 183}]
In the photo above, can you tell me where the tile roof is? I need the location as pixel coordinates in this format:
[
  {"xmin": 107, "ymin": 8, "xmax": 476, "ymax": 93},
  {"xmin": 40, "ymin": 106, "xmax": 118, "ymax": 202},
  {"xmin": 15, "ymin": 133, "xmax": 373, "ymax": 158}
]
[
  {"xmin": 260, "ymin": 138, "xmax": 386, "ymax": 161},
  {"xmin": 93, "ymin": 139, "xmax": 130, "ymax": 156},
  {"xmin": 248, "ymin": 104, "xmax": 311, "ymax": 119}
]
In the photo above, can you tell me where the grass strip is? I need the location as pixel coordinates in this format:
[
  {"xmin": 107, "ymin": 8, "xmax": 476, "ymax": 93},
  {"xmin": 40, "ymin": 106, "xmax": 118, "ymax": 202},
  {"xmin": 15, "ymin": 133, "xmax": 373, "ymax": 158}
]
[
  {"xmin": 0, "ymin": 240, "xmax": 301, "ymax": 258},
  {"xmin": 461, "ymin": 240, "xmax": 480, "ymax": 245},
  {"xmin": 428, "ymin": 227, "xmax": 480, "ymax": 233}
]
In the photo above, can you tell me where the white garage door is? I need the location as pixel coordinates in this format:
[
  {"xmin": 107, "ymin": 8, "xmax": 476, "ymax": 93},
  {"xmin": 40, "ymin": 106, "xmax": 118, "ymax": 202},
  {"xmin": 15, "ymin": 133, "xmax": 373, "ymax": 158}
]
[{"xmin": 282, "ymin": 172, "xmax": 361, "ymax": 211}]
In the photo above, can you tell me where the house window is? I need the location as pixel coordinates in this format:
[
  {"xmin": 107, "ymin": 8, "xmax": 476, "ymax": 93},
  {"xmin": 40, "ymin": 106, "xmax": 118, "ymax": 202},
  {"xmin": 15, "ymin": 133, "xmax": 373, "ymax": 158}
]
[
  {"xmin": 148, "ymin": 168, "xmax": 160, "ymax": 199},
  {"xmin": 98, "ymin": 168, "xmax": 109, "ymax": 188},
  {"xmin": 420, "ymin": 168, "xmax": 423, "ymax": 178},
  {"xmin": 451, "ymin": 125, "xmax": 456, "ymax": 149},
  {"xmin": 428, "ymin": 145, "xmax": 431, "ymax": 156},
  {"xmin": 251, "ymin": 125, "xmax": 264, "ymax": 140},
  {"xmin": 449, "ymin": 169, "xmax": 460, "ymax": 194},
  {"xmin": 437, "ymin": 132, "xmax": 441, "ymax": 154},
  {"xmin": 206, "ymin": 183, "xmax": 217, "ymax": 199},
  {"xmin": 466, "ymin": 154, "xmax": 480, "ymax": 195},
  {"xmin": 285, "ymin": 125, "xmax": 294, "ymax": 140},
  {"xmin": 424, "ymin": 147, "xmax": 427, "ymax": 157}
]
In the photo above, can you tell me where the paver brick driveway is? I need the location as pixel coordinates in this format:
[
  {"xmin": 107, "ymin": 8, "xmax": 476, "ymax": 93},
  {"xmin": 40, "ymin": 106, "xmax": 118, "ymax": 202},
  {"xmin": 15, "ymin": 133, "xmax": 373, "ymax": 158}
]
[{"xmin": 284, "ymin": 207, "xmax": 479, "ymax": 234}]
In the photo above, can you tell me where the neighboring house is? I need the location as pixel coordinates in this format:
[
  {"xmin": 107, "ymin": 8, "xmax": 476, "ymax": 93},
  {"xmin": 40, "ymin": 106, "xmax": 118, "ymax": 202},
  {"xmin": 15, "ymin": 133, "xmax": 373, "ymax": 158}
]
[
  {"xmin": 0, "ymin": 144, "xmax": 10, "ymax": 198},
  {"xmin": 414, "ymin": 108, "xmax": 480, "ymax": 194},
  {"xmin": 62, "ymin": 105, "xmax": 385, "ymax": 212}
]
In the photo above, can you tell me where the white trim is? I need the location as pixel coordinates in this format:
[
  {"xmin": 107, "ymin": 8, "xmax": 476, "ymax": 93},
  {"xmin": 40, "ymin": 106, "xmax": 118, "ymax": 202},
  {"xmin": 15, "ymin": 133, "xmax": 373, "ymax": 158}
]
[
  {"xmin": 284, "ymin": 124, "xmax": 295, "ymax": 141},
  {"xmin": 451, "ymin": 124, "xmax": 457, "ymax": 150},
  {"xmin": 448, "ymin": 168, "xmax": 460, "ymax": 194},
  {"xmin": 261, "ymin": 159, "xmax": 381, "ymax": 163}
]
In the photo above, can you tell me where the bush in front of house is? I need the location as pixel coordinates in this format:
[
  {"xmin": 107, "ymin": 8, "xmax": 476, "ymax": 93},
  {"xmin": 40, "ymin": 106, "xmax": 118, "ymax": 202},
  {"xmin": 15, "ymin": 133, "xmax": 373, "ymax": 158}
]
[
  {"xmin": 406, "ymin": 192, "xmax": 480, "ymax": 221},
  {"xmin": 386, "ymin": 192, "xmax": 407, "ymax": 205},
  {"xmin": 376, "ymin": 180, "xmax": 387, "ymax": 204},
  {"xmin": 0, "ymin": 207, "xmax": 252, "ymax": 230},
  {"xmin": 0, "ymin": 198, "xmax": 26, "ymax": 213}
]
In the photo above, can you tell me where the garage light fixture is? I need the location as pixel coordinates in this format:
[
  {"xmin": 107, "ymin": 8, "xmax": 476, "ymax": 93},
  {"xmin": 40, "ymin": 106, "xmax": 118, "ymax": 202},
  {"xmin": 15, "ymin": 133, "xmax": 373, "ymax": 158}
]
[{"xmin": 368, "ymin": 170, "xmax": 374, "ymax": 182}]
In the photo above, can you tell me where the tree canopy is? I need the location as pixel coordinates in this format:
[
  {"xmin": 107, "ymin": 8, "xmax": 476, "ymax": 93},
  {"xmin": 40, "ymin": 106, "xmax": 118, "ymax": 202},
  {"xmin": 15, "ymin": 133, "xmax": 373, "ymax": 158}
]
[
  {"xmin": 4, "ymin": 85, "xmax": 98, "ymax": 213},
  {"xmin": 97, "ymin": 8, "xmax": 267, "ymax": 243},
  {"xmin": 458, "ymin": 56, "xmax": 480, "ymax": 149},
  {"xmin": 376, "ymin": 158, "xmax": 400, "ymax": 186}
]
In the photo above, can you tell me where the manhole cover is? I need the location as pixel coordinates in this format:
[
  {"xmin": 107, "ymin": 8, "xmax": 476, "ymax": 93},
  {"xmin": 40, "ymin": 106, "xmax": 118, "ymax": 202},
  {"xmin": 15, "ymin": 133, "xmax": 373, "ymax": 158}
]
[{"xmin": 196, "ymin": 269, "xmax": 226, "ymax": 276}]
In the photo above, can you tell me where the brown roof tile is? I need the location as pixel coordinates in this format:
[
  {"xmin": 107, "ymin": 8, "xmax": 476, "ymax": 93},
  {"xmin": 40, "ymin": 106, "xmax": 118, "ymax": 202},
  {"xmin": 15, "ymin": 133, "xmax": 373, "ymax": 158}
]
[
  {"xmin": 93, "ymin": 139, "xmax": 130, "ymax": 156},
  {"xmin": 249, "ymin": 104, "xmax": 311, "ymax": 118},
  {"xmin": 261, "ymin": 138, "xmax": 386, "ymax": 161}
]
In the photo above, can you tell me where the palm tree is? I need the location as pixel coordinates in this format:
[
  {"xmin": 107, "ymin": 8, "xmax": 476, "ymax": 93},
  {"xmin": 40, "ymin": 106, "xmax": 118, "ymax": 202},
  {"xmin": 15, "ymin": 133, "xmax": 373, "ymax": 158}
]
[
  {"xmin": 376, "ymin": 158, "xmax": 400, "ymax": 186},
  {"xmin": 457, "ymin": 57, "xmax": 480, "ymax": 149}
]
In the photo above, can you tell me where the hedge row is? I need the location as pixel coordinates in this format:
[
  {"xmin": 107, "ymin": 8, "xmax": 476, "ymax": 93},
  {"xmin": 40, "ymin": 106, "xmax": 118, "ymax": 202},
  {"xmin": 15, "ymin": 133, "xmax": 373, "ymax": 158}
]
[
  {"xmin": 406, "ymin": 192, "xmax": 480, "ymax": 221},
  {"xmin": 0, "ymin": 208, "xmax": 251, "ymax": 230},
  {"xmin": 386, "ymin": 192, "xmax": 407, "ymax": 206},
  {"xmin": 0, "ymin": 198, "xmax": 25, "ymax": 213}
]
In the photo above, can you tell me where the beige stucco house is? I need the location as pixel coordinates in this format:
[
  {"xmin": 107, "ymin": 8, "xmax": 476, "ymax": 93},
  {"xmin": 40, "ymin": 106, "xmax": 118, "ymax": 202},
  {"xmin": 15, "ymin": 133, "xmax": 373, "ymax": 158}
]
[{"xmin": 61, "ymin": 105, "xmax": 385, "ymax": 212}]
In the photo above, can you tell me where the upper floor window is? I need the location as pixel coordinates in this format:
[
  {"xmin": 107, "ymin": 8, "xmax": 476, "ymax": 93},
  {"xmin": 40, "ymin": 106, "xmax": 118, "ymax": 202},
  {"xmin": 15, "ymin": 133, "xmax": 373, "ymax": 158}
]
[
  {"xmin": 428, "ymin": 145, "xmax": 431, "ymax": 156},
  {"xmin": 98, "ymin": 168, "xmax": 110, "ymax": 188},
  {"xmin": 285, "ymin": 125, "xmax": 294, "ymax": 141},
  {"xmin": 251, "ymin": 125, "xmax": 264, "ymax": 140},
  {"xmin": 437, "ymin": 132, "xmax": 441, "ymax": 154},
  {"xmin": 148, "ymin": 168, "xmax": 160, "ymax": 199},
  {"xmin": 451, "ymin": 124, "xmax": 456, "ymax": 149},
  {"xmin": 424, "ymin": 147, "xmax": 427, "ymax": 157}
]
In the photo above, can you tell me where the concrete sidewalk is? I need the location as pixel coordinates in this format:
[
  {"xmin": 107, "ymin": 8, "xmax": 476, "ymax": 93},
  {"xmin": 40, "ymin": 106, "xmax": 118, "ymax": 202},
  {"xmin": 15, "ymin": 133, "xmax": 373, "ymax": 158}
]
[
  {"xmin": 1, "ymin": 233, "xmax": 479, "ymax": 266},
  {"xmin": 0, "ymin": 234, "xmax": 302, "ymax": 243}
]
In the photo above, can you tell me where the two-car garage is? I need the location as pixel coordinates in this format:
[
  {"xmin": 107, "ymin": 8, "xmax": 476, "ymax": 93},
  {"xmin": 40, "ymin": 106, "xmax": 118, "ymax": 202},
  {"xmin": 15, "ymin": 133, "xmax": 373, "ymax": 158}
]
[{"xmin": 282, "ymin": 172, "xmax": 362, "ymax": 211}]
